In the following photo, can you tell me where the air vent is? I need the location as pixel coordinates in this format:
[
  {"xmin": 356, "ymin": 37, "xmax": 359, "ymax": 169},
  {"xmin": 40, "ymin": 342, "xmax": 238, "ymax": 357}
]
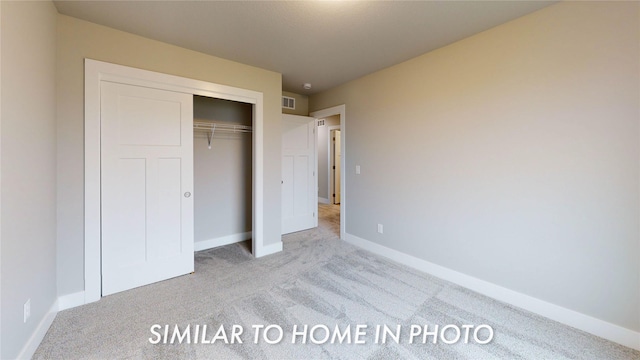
[
  {"xmin": 318, "ymin": 119, "xmax": 325, "ymax": 126},
  {"xmin": 282, "ymin": 96, "xmax": 295, "ymax": 110}
]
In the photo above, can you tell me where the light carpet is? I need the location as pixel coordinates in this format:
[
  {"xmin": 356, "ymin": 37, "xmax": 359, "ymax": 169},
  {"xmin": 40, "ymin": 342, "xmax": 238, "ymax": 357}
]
[{"xmin": 34, "ymin": 204, "xmax": 638, "ymax": 359}]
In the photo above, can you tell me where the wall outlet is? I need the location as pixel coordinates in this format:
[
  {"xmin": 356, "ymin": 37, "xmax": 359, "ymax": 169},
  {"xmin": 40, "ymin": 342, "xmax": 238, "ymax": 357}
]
[
  {"xmin": 24, "ymin": 299, "xmax": 31, "ymax": 323},
  {"xmin": 356, "ymin": 165, "xmax": 361, "ymax": 174},
  {"xmin": 377, "ymin": 224, "xmax": 384, "ymax": 234}
]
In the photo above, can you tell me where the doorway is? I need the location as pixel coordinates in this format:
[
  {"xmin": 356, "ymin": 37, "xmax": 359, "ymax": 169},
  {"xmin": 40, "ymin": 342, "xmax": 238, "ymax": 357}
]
[
  {"xmin": 310, "ymin": 105, "xmax": 346, "ymax": 240},
  {"xmin": 329, "ymin": 128, "xmax": 341, "ymax": 205}
]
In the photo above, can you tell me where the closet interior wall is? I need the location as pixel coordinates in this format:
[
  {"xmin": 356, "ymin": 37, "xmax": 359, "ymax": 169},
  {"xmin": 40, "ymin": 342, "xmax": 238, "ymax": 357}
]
[{"xmin": 193, "ymin": 95, "xmax": 253, "ymax": 249}]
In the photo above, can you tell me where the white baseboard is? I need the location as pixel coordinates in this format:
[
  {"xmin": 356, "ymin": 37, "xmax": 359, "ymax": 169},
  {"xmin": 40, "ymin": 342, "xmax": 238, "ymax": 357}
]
[
  {"xmin": 255, "ymin": 241, "xmax": 283, "ymax": 258},
  {"xmin": 318, "ymin": 197, "xmax": 330, "ymax": 204},
  {"xmin": 343, "ymin": 233, "xmax": 640, "ymax": 351},
  {"xmin": 18, "ymin": 299, "xmax": 58, "ymax": 359},
  {"xmin": 194, "ymin": 231, "xmax": 252, "ymax": 252},
  {"xmin": 58, "ymin": 291, "xmax": 86, "ymax": 311}
]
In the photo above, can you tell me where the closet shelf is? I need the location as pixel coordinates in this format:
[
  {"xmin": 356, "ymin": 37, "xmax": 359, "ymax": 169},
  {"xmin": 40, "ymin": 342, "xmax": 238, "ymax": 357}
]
[
  {"xmin": 193, "ymin": 120, "xmax": 252, "ymax": 134},
  {"xmin": 194, "ymin": 120, "xmax": 252, "ymax": 149}
]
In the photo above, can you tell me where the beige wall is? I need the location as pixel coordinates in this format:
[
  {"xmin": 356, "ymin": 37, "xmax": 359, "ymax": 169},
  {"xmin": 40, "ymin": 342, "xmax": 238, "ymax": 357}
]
[
  {"xmin": 282, "ymin": 91, "xmax": 309, "ymax": 116},
  {"xmin": 56, "ymin": 14, "xmax": 283, "ymax": 297},
  {"xmin": 310, "ymin": 1, "xmax": 640, "ymax": 332},
  {"xmin": 1, "ymin": 1, "xmax": 58, "ymax": 358}
]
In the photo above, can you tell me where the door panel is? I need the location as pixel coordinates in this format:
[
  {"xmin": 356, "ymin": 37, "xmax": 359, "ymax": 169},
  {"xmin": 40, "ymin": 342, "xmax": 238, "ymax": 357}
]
[
  {"xmin": 294, "ymin": 155, "xmax": 310, "ymax": 213},
  {"xmin": 109, "ymin": 158, "xmax": 147, "ymax": 267},
  {"xmin": 153, "ymin": 158, "xmax": 183, "ymax": 259},
  {"xmin": 282, "ymin": 114, "xmax": 317, "ymax": 234},
  {"xmin": 101, "ymin": 81, "xmax": 194, "ymax": 296},
  {"xmin": 282, "ymin": 156, "xmax": 294, "ymax": 219},
  {"xmin": 118, "ymin": 95, "xmax": 182, "ymax": 146}
]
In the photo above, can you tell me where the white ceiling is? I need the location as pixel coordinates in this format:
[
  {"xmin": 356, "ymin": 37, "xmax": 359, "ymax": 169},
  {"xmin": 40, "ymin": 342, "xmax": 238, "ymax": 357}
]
[{"xmin": 53, "ymin": 1, "xmax": 556, "ymax": 95}]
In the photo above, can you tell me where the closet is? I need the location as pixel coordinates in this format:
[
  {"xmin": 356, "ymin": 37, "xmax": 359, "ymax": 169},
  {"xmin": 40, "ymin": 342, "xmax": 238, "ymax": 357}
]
[
  {"xmin": 85, "ymin": 59, "xmax": 270, "ymax": 300},
  {"xmin": 193, "ymin": 95, "xmax": 253, "ymax": 251}
]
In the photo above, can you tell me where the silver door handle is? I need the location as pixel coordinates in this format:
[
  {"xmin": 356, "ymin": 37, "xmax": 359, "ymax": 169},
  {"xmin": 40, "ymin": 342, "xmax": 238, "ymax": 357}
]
[{"xmin": 184, "ymin": 192, "xmax": 191, "ymax": 198}]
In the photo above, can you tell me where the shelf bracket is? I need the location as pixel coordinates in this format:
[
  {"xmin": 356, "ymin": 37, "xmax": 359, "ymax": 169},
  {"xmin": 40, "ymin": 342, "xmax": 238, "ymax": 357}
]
[{"xmin": 206, "ymin": 123, "xmax": 216, "ymax": 149}]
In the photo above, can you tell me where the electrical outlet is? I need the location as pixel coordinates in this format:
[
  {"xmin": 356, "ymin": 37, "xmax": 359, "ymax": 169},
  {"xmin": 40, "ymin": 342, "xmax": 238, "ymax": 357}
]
[
  {"xmin": 356, "ymin": 165, "xmax": 361, "ymax": 175},
  {"xmin": 24, "ymin": 299, "xmax": 31, "ymax": 323},
  {"xmin": 377, "ymin": 224, "xmax": 384, "ymax": 234}
]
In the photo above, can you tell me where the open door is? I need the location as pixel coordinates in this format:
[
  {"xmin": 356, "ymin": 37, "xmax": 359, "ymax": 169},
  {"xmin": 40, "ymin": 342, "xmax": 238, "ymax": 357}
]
[
  {"xmin": 101, "ymin": 81, "xmax": 194, "ymax": 296},
  {"xmin": 282, "ymin": 114, "xmax": 317, "ymax": 234}
]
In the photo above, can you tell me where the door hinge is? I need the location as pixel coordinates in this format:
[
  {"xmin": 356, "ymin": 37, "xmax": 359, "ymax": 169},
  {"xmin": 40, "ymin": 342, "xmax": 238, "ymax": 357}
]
[
  {"xmin": 333, "ymin": 166, "xmax": 335, "ymax": 170},
  {"xmin": 333, "ymin": 194, "xmax": 335, "ymax": 197},
  {"xmin": 313, "ymin": 212, "xmax": 315, "ymax": 217}
]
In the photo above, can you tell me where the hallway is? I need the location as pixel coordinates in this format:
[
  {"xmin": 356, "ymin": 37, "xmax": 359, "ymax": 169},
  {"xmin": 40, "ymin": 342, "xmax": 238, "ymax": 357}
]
[{"xmin": 318, "ymin": 203, "xmax": 340, "ymax": 237}]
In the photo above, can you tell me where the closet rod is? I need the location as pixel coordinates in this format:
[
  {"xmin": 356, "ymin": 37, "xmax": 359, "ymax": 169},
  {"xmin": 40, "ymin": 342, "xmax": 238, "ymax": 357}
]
[
  {"xmin": 194, "ymin": 120, "xmax": 252, "ymax": 149},
  {"xmin": 193, "ymin": 121, "xmax": 252, "ymax": 133}
]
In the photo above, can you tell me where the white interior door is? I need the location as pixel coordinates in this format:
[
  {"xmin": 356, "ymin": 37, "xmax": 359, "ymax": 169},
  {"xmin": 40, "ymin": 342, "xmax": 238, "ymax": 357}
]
[
  {"xmin": 282, "ymin": 114, "xmax": 317, "ymax": 234},
  {"xmin": 101, "ymin": 81, "xmax": 194, "ymax": 296},
  {"xmin": 334, "ymin": 130, "xmax": 341, "ymax": 204}
]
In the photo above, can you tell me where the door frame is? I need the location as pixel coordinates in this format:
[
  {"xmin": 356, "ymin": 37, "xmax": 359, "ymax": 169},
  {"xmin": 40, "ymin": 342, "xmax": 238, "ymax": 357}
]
[
  {"xmin": 327, "ymin": 125, "xmax": 340, "ymax": 205},
  {"xmin": 84, "ymin": 59, "xmax": 265, "ymax": 303},
  {"xmin": 309, "ymin": 105, "xmax": 346, "ymax": 240}
]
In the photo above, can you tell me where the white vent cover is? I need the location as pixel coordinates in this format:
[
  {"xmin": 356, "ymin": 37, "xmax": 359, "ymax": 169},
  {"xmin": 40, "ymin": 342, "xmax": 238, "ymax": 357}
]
[{"xmin": 282, "ymin": 96, "xmax": 295, "ymax": 109}]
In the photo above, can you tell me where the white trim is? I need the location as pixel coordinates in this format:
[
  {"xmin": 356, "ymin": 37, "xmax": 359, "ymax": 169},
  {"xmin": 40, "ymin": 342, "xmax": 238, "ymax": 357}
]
[
  {"xmin": 309, "ymin": 105, "xmax": 346, "ymax": 240},
  {"xmin": 17, "ymin": 299, "xmax": 58, "ymax": 359},
  {"xmin": 326, "ymin": 125, "xmax": 341, "ymax": 205},
  {"xmin": 58, "ymin": 291, "xmax": 86, "ymax": 311},
  {"xmin": 318, "ymin": 197, "xmax": 330, "ymax": 204},
  {"xmin": 0, "ymin": 3, "xmax": 3, "ymax": 357},
  {"xmin": 255, "ymin": 241, "xmax": 283, "ymax": 258},
  {"xmin": 252, "ymin": 95, "xmax": 267, "ymax": 258},
  {"xmin": 194, "ymin": 232, "xmax": 252, "ymax": 252},
  {"xmin": 84, "ymin": 59, "xmax": 266, "ymax": 302},
  {"xmin": 84, "ymin": 59, "xmax": 101, "ymax": 304},
  {"xmin": 344, "ymin": 233, "xmax": 640, "ymax": 351}
]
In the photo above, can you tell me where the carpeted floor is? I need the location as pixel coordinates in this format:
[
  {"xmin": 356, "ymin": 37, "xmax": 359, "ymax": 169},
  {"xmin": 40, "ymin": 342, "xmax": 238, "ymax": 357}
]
[{"xmin": 34, "ymin": 204, "xmax": 638, "ymax": 359}]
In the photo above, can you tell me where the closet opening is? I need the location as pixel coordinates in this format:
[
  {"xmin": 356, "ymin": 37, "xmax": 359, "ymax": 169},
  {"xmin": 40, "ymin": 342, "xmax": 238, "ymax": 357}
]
[{"xmin": 193, "ymin": 95, "xmax": 253, "ymax": 253}]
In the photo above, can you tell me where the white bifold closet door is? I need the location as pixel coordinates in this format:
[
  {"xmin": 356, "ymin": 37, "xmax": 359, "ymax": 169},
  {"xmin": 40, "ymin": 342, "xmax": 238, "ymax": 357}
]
[
  {"xmin": 100, "ymin": 81, "xmax": 194, "ymax": 296},
  {"xmin": 282, "ymin": 114, "xmax": 317, "ymax": 234}
]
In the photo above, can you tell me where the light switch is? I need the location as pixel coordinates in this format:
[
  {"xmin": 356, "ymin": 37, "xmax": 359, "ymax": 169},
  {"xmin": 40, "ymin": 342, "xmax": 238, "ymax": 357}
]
[{"xmin": 356, "ymin": 165, "xmax": 361, "ymax": 174}]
